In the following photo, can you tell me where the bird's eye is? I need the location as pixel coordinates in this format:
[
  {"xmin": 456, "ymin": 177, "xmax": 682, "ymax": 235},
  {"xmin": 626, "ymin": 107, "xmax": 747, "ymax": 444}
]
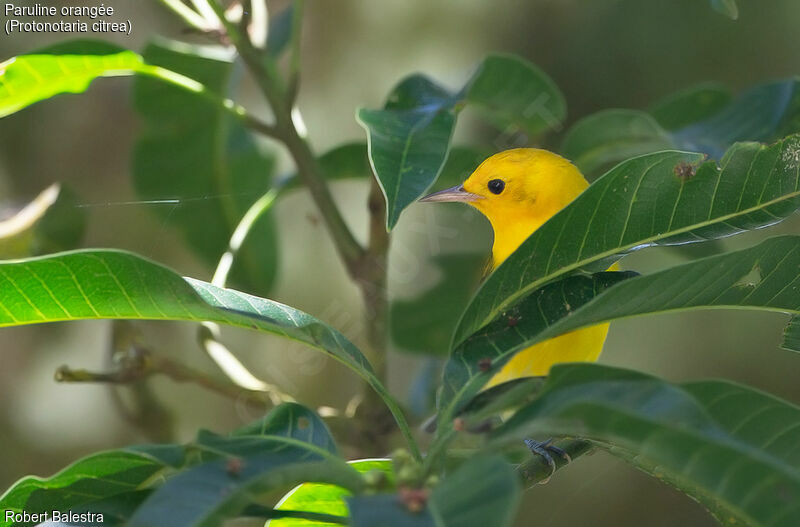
[{"xmin": 488, "ymin": 179, "xmax": 505, "ymax": 194}]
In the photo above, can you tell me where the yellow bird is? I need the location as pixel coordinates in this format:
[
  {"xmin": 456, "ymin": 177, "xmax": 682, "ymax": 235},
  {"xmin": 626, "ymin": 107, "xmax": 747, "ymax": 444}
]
[{"xmin": 420, "ymin": 148, "xmax": 612, "ymax": 387}]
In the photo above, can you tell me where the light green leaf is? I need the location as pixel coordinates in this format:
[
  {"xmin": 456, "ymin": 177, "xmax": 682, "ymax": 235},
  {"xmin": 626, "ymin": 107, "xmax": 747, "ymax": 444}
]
[
  {"xmin": 493, "ymin": 364, "xmax": 800, "ymax": 527},
  {"xmin": 133, "ymin": 40, "xmax": 278, "ymax": 296},
  {"xmin": 454, "ymin": 134, "xmax": 800, "ymax": 348},
  {"xmin": 359, "ymin": 54, "xmax": 564, "ymax": 229},
  {"xmin": 0, "ymin": 445, "xmax": 184, "ymax": 527},
  {"xmin": 347, "ymin": 455, "xmax": 520, "ymax": 527},
  {"xmin": 270, "ymin": 459, "xmax": 393, "ymax": 527},
  {"xmin": 441, "ymin": 235, "xmax": 800, "ymax": 427},
  {"xmin": 233, "ymin": 403, "xmax": 339, "ymax": 455},
  {"xmin": 0, "ymin": 40, "xmax": 146, "ymax": 118},
  {"xmin": 129, "ymin": 433, "xmax": 362, "ymax": 527},
  {"xmin": 0, "ymin": 249, "xmax": 416, "ymax": 458}
]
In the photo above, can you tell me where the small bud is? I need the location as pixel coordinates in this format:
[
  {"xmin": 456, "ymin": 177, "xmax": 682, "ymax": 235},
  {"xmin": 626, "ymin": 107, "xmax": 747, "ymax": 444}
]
[
  {"xmin": 226, "ymin": 457, "xmax": 244, "ymax": 477},
  {"xmin": 398, "ymin": 487, "xmax": 429, "ymax": 513},
  {"xmin": 453, "ymin": 417, "xmax": 466, "ymax": 432}
]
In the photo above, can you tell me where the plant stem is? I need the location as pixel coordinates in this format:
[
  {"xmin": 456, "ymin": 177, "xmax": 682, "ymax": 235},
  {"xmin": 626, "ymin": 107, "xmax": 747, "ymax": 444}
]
[{"xmin": 516, "ymin": 439, "xmax": 593, "ymax": 486}]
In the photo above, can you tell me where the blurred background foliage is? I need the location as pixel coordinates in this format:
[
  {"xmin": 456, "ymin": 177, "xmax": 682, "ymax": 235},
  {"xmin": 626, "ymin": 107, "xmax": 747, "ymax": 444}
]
[{"xmin": 1, "ymin": 1, "xmax": 799, "ymax": 526}]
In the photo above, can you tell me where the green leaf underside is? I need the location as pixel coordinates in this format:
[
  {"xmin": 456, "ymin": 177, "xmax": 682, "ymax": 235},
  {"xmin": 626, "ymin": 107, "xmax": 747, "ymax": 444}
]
[
  {"xmin": 454, "ymin": 134, "xmax": 800, "ymax": 348},
  {"xmin": 269, "ymin": 459, "xmax": 393, "ymax": 527},
  {"xmin": 360, "ymin": 55, "xmax": 564, "ymax": 229},
  {"xmin": 347, "ymin": 455, "xmax": 520, "ymax": 527},
  {"xmin": 233, "ymin": 402, "xmax": 339, "ymax": 455},
  {"xmin": 129, "ymin": 433, "xmax": 362, "ymax": 527},
  {"xmin": 133, "ymin": 40, "xmax": 278, "ymax": 295},
  {"xmin": 441, "ymin": 235, "xmax": 800, "ymax": 423},
  {"xmin": 494, "ymin": 364, "xmax": 800, "ymax": 527},
  {"xmin": 0, "ymin": 41, "xmax": 146, "ymax": 118},
  {"xmin": 0, "ymin": 445, "xmax": 184, "ymax": 527},
  {"xmin": 780, "ymin": 315, "xmax": 800, "ymax": 353}
]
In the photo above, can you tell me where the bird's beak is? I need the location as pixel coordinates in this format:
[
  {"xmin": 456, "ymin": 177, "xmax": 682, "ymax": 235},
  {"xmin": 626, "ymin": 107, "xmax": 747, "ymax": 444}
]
[{"xmin": 419, "ymin": 185, "xmax": 483, "ymax": 203}]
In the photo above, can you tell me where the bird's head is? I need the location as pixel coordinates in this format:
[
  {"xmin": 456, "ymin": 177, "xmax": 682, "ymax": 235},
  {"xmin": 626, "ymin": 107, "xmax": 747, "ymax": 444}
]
[{"xmin": 420, "ymin": 148, "xmax": 589, "ymax": 264}]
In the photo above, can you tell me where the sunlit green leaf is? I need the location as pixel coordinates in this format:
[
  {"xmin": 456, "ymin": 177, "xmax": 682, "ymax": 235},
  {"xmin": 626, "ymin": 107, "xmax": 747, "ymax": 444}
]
[
  {"xmin": 0, "ymin": 41, "xmax": 145, "ymax": 118},
  {"xmin": 0, "ymin": 249, "xmax": 413, "ymax": 451},
  {"xmin": 494, "ymin": 364, "xmax": 800, "ymax": 527},
  {"xmin": 269, "ymin": 459, "xmax": 393, "ymax": 527},
  {"xmin": 133, "ymin": 40, "xmax": 278, "ymax": 295}
]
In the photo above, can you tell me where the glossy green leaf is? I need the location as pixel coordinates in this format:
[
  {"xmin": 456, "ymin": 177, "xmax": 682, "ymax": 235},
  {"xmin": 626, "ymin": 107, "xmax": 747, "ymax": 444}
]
[
  {"xmin": 0, "ymin": 445, "xmax": 184, "ymax": 527},
  {"xmin": 129, "ymin": 432, "xmax": 362, "ymax": 527},
  {"xmin": 649, "ymin": 82, "xmax": 732, "ymax": 131},
  {"xmin": 269, "ymin": 459, "xmax": 393, "ymax": 527},
  {"xmin": 781, "ymin": 315, "xmax": 800, "ymax": 353},
  {"xmin": 455, "ymin": 134, "xmax": 800, "ymax": 347},
  {"xmin": 494, "ymin": 364, "xmax": 800, "ymax": 527},
  {"xmin": 560, "ymin": 109, "xmax": 673, "ymax": 174},
  {"xmin": 359, "ymin": 54, "xmax": 564, "ymax": 229},
  {"xmin": 233, "ymin": 403, "xmax": 338, "ymax": 455},
  {"xmin": 442, "ymin": 235, "xmax": 800, "ymax": 424},
  {"xmin": 390, "ymin": 252, "xmax": 487, "ymax": 355},
  {"xmin": 0, "ymin": 184, "xmax": 85, "ymax": 259},
  {"xmin": 133, "ymin": 40, "xmax": 278, "ymax": 295},
  {"xmin": 0, "ymin": 249, "xmax": 415, "ymax": 456},
  {"xmin": 280, "ymin": 142, "xmax": 371, "ymax": 190},
  {"xmin": 347, "ymin": 455, "xmax": 520, "ymax": 527},
  {"xmin": 0, "ymin": 41, "xmax": 146, "ymax": 118},
  {"xmin": 711, "ymin": 0, "xmax": 739, "ymax": 19}
]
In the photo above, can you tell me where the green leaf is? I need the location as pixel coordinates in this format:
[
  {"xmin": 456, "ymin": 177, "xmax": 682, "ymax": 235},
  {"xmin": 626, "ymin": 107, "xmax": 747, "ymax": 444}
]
[
  {"xmin": 0, "ymin": 184, "xmax": 86, "ymax": 258},
  {"xmin": 0, "ymin": 445, "xmax": 184, "ymax": 527},
  {"xmin": 493, "ymin": 364, "xmax": 800, "ymax": 527},
  {"xmin": 711, "ymin": 0, "xmax": 739, "ymax": 19},
  {"xmin": 560, "ymin": 109, "xmax": 673, "ymax": 174},
  {"xmin": 0, "ymin": 249, "xmax": 417, "ymax": 458},
  {"xmin": 454, "ymin": 134, "xmax": 800, "ymax": 347},
  {"xmin": 429, "ymin": 146, "xmax": 493, "ymax": 191},
  {"xmin": 649, "ymin": 82, "xmax": 732, "ymax": 131},
  {"xmin": 233, "ymin": 403, "xmax": 339, "ymax": 455},
  {"xmin": 564, "ymin": 79, "xmax": 800, "ymax": 174},
  {"xmin": 269, "ymin": 459, "xmax": 393, "ymax": 527},
  {"xmin": 0, "ymin": 40, "xmax": 147, "ymax": 118},
  {"xmin": 347, "ymin": 455, "xmax": 520, "ymax": 527},
  {"xmin": 442, "ymin": 235, "xmax": 800, "ymax": 424},
  {"xmin": 133, "ymin": 40, "xmax": 278, "ymax": 295},
  {"xmin": 781, "ymin": 315, "xmax": 800, "ymax": 353},
  {"xmin": 390, "ymin": 252, "xmax": 487, "ymax": 355},
  {"xmin": 463, "ymin": 54, "xmax": 566, "ymax": 137},
  {"xmin": 129, "ymin": 433, "xmax": 362, "ymax": 527},
  {"xmin": 359, "ymin": 54, "xmax": 564, "ymax": 229}
]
